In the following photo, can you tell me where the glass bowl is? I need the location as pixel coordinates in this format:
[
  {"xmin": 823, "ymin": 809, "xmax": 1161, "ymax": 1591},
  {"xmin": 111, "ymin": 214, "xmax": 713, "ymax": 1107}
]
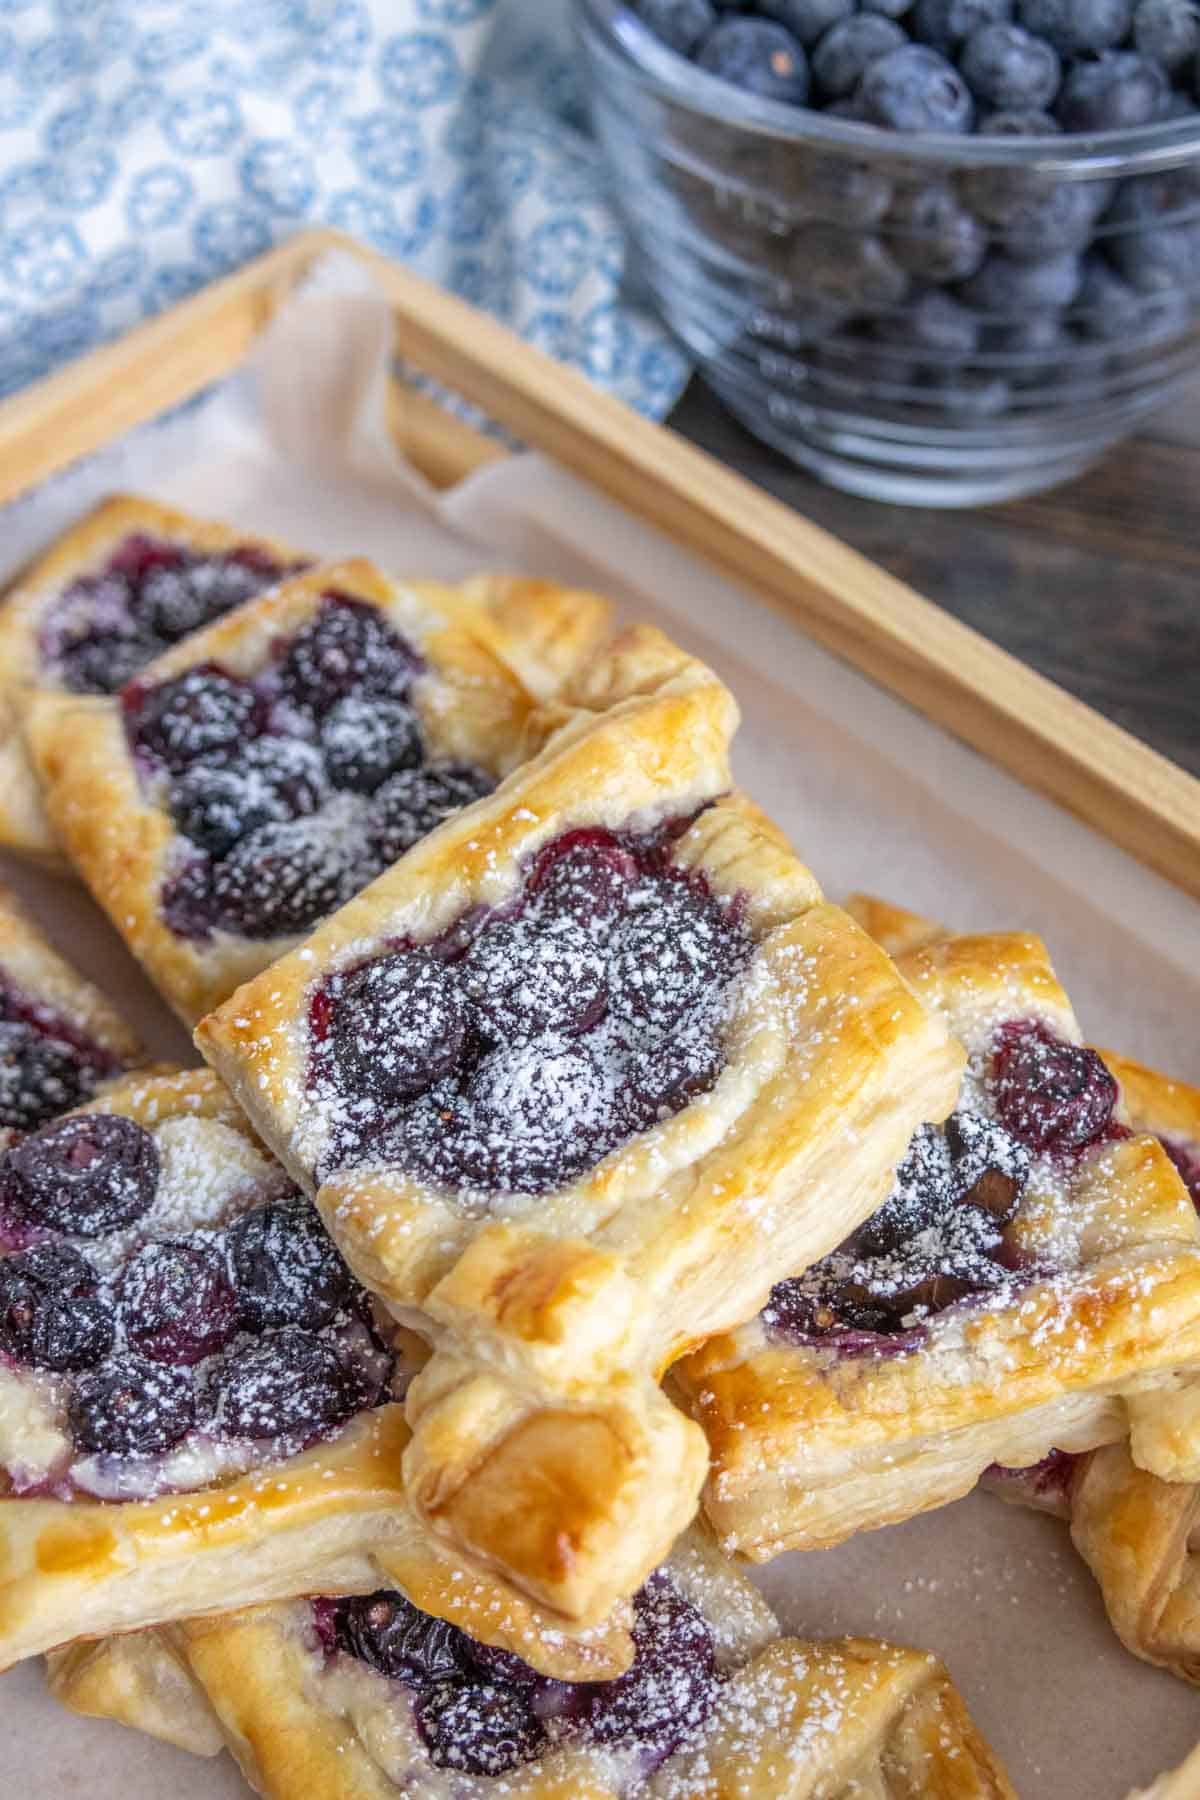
[{"xmin": 576, "ymin": 0, "xmax": 1200, "ymax": 504}]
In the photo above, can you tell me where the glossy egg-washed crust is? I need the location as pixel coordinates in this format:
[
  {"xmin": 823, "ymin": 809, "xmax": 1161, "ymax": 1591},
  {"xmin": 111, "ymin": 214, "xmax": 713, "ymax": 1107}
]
[
  {"xmin": 24, "ymin": 556, "xmax": 612, "ymax": 1026},
  {"xmin": 196, "ymin": 638, "xmax": 964, "ymax": 1625},
  {"xmin": 47, "ymin": 1526, "xmax": 1014, "ymax": 1800},
  {"xmin": 672, "ymin": 897, "xmax": 1200, "ymax": 1560},
  {"xmin": 0, "ymin": 494, "xmax": 306, "ymax": 864},
  {"xmin": 0, "ymin": 1067, "xmax": 637, "ymax": 1680}
]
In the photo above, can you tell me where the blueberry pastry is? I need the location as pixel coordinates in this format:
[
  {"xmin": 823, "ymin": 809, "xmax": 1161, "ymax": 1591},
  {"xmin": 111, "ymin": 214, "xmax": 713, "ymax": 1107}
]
[
  {"xmin": 0, "ymin": 1067, "xmax": 627, "ymax": 1674},
  {"xmin": 196, "ymin": 651, "xmax": 964, "ymax": 1627},
  {"xmin": 0, "ymin": 881, "xmax": 142, "ymax": 1148},
  {"xmin": 47, "ymin": 1526, "xmax": 1015, "ymax": 1798},
  {"xmin": 986, "ymin": 1045, "xmax": 1200, "ymax": 1684},
  {"xmin": 26, "ymin": 559, "xmax": 611, "ymax": 1024},
  {"xmin": 0, "ymin": 494, "xmax": 305, "ymax": 863},
  {"xmin": 673, "ymin": 894, "xmax": 1200, "ymax": 1560}
]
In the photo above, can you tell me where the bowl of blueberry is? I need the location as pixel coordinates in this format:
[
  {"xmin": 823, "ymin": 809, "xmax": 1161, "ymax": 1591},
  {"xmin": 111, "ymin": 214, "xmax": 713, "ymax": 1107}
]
[{"xmin": 577, "ymin": 0, "xmax": 1200, "ymax": 502}]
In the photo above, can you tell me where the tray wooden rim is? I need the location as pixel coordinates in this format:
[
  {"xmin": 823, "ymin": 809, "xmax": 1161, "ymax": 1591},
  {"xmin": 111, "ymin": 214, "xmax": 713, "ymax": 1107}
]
[{"xmin": 1, "ymin": 226, "xmax": 1196, "ymax": 902}]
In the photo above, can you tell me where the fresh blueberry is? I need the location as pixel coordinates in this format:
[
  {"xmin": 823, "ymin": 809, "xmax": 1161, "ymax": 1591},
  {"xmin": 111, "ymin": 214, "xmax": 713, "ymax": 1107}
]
[
  {"xmin": 959, "ymin": 248, "xmax": 1083, "ymax": 311},
  {"xmin": 921, "ymin": 369, "xmax": 1013, "ymax": 414},
  {"xmin": 788, "ymin": 222, "xmax": 911, "ymax": 306},
  {"xmin": 1103, "ymin": 169, "xmax": 1200, "ymax": 290},
  {"xmin": 1133, "ymin": 0, "xmax": 1200, "ymax": 68},
  {"xmin": 1056, "ymin": 51, "xmax": 1169, "ymax": 129},
  {"xmin": 630, "ymin": 0, "xmax": 718, "ymax": 54},
  {"xmin": 70, "ymin": 1356, "xmax": 195, "ymax": 1457},
  {"xmin": 204, "ymin": 1328, "xmax": 359, "ymax": 1441},
  {"xmin": 319, "ymin": 695, "xmax": 423, "ymax": 794},
  {"xmin": 0, "ymin": 1022, "xmax": 92, "ymax": 1133},
  {"xmin": 758, "ymin": 0, "xmax": 855, "ymax": 46},
  {"xmin": 985, "ymin": 310, "xmax": 1075, "ymax": 381},
  {"xmin": 335, "ymin": 1590, "xmax": 469, "ymax": 1684},
  {"xmin": 811, "ymin": 14, "xmax": 907, "ymax": 95},
  {"xmin": 884, "ymin": 183, "xmax": 987, "ymax": 280},
  {"xmin": 858, "ymin": 45, "xmax": 976, "ymax": 131},
  {"xmin": 697, "ymin": 18, "xmax": 811, "ymax": 101},
  {"xmin": 227, "ymin": 1196, "xmax": 353, "ymax": 1334},
  {"xmin": 1073, "ymin": 252, "xmax": 1147, "ymax": 337},
  {"xmin": 876, "ymin": 288, "xmax": 981, "ymax": 355},
  {"xmin": 959, "ymin": 22, "xmax": 1061, "ymax": 110},
  {"xmin": 996, "ymin": 178, "xmax": 1111, "ymax": 259},
  {"xmin": 1017, "ymin": 0, "xmax": 1133, "ymax": 53},
  {"xmin": 910, "ymin": 0, "xmax": 1011, "ymax": 50},
  {"xmin": 129, "ymin": 667, "xmax": 262, "ymax": 774},
  {"xmin": 786, "ymin": 148, "xmax": 895, "ymax": 227},
  {"xmin": 860, "ymin": 0, "xmax": 915, "ymax": 15},
  {"xmin": 330, "ymin": 952, "xmax": 468, "ymax": 1099},
  {"xmin": 115, "ymin": 1239, "xmax": 237, "ymax": 1366},
  {"xmin": 1, "ymin": 1113, "xmax": 159, "ymax": 1239},
  {"xmin": 978, "ymin": 104, "xmax": 1061, "ymax": 130},
  {"xmin": 0, "ymin": 1243, "xmax": 112, "ymax": 1371}
]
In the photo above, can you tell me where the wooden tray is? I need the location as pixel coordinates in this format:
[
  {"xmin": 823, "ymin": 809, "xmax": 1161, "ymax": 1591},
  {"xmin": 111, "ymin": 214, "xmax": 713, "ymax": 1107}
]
[{"xmin": 1, "ymin": 226, "xmax": 1196, "ymax": 901}]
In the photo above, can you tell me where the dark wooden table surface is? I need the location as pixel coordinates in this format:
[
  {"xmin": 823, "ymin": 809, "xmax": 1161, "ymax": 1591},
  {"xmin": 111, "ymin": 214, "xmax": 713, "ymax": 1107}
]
[{"xmin": 670, "ymin": 381, "xmax": 1200, "ymax": 779}]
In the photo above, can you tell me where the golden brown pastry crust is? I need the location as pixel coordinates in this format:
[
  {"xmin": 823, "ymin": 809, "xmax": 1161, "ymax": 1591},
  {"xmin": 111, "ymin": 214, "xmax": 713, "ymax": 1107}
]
[
  {"xmin": 49, "ymin": 1530, "xmax": 1014, "ymax": 1800},
  {"xmin": 26, "ymin": 557, "xmax": 611, "ymax": 1025},
  {"xmin": 196, "ymin": 664, "xmax": 963, "ymax": 1623},
  {"xmin": 675, "ymin": 911, "xmax": 1200, "ymax": 1559},
  {"xmin": 0, "ymin": 1068, "xmax": 634, "ymax": 1679},
  {"xmin": 0, "ymin": 494, "xmax": 306, "ymax": 863}
]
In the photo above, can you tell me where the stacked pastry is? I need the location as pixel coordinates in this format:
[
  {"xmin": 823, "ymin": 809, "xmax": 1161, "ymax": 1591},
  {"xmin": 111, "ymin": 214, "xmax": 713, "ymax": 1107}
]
[{"xmin": 0, "ymin": 493, "xmax": 1192, "ymax": 1796}]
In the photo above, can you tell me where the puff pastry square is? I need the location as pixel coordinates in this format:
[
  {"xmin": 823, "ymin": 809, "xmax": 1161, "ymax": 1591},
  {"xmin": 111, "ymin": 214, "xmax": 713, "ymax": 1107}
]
[
  {"xmin": 196, "ymin": 677, "xmax": 963, "ymax": 1626},
  {"xmin": 986, "ymin": 1048, "xmax": 1200, "ymax": 1685},
  {"xmin": 48, "ymin": 1526, "xmax": 1014, "ymax": 1799},
  {"xmin": 26, "ymin": 558, "xmax": 612, "ymax": 1024},
  {"xmin": 0, "ymin": 1066, "xmax": 633, "ymax": 1678},
  {"xmin": 0, "ymin": 494, "xmax": 308, "ymax": 863},
  {"xmin": 673, "ymin": 895, "xmax": 1200, "ymax": 1559},
  {"xmin": 0, "ymin": 880, "xmax": 143, "ymax": 1147}
]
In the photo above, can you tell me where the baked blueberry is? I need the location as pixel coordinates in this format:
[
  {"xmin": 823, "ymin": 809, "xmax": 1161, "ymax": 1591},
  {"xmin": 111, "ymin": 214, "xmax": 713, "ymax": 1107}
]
[
  {"xmin": 909, "ymin": 0, "xmax": 1011, "ymax": 49},
  {"xmin": 531, "ymin": 836, "xmax": 640, "ymax": 927},
  {"xmin": 415, "ymin": 1679, "xmax": 546, "ymax": 1777},
  {"xmin": 447, "ymin": 1038, "xmax": 618, "ymax": 1193},
  {"xmin": 697, "ymin": 18, "xmax": 812, "ymax": 102},
  {"xmin": 1017, "ymin": 0, "xmax": 1133, "ymax": 53},
  {"xmin": 207, "ymin": 808, "xmax": 362, "ymax": 939},
  {"xmin": 854, "ymin": 1123, "xmax": 958, "ymax": 1256},
  {"xmin": 70, "ymin": 1355, "xmax": 195, "ymax": 1457},
  {"xmin": 204, "ymin": 1328, "xmax": 358, "ymax": 1440},
  {"xmin": 611, "ymin": 883, "xmax": 735, "ymax": 1024},
  {"xmin": 0, "ymin": 1242, "xmax": 112, "ymax": 1371},
  {"xmin": 227, "ymin": 1196, "xmax": 353, "ymax": 1333},
  {"xmin": 1, "ymin": 1113, "xmax": 159, "ymax": 1238},
  {"xmin": 1103, "ymin": 170, "xmax": 1200, "ymax": 291},
  {"xmin": 858, "ymin": 44, "xmax": 975, "ymax": 131},
  {"xmin": 1133, "ymin": 0, "xmax": 1200, "ymax": 68},
  {"xmin": 115, "ymin": 1238, "xmax": 237, "ymax": 1365},
  {"xmin": 129, "ymin": 550, "xmax": 285, "ymax": 641},
  {"xmin": 335, "ymin": 1590, "xmax": 469, "ymax": 1684},
  {"xmin": 278, "ymin": 597, "xmax": 421, "ymax": 712},
  {"xmin": 319, "ymin": 695, "xmax": 423, "ymax": 794},
  {"xmin": 330, "ymin": 953, "xmax": 468, "ymax": 1100},
  {"xmin": 760, "ymin": 0, "xmax": 855, "ymax": 44},
  {"xmin": 763, "ymin": 1272, "xmax": 899, "ymax": 1339},
  {"xmin": 991, "ymin": 1021, "xmax": 1118, "ymax": 1154},
  {"xmin": 56, "ymin": 626, "xmax": 165, "ymax": 699},
  {"xmin": 0, "ymin": 1021, "xmax": 92, "ymax": 1132},
  {"xmin": 945, "ymin": 1110, "xmax": 1030, "ymax": 1220},
  {"xmin": 1056, "ymin": 51, "xmax": 1168, "ymax": 130},
  {"xmin": 959, "ymin": 22, "xmax": 1061, "ymax": 110},
  {"xmin": 129, "ymin": 666, "xmax": 262, "ymax": 773},
  {"xmin": 811, "ymin": 13, "xmax": 907, "ymax": 94},
  {"xmin": 460, "ymin": 916, "xmax": 608, "ymax": 1039},
  {"xmin": 367, "ymin": 764, "xmax": 495, "ymax": 867},
  {"xmin": 631, "ymin": 0, "xmax": 718, "ymax": 52},
  {"xmin": 169, "ymin": 738, "xmax": 327, "ymax": 857},
  {"xmin": 625, "ymin": 1015, "xmax": 726, "ymax": 1117},
  {"xmin": 884, "ymin": 183, "xmax": 987, "ymax": 281},
  {"xmin": 582, "ymin": 1573, "xmax": 717, "ymax": 1759}
]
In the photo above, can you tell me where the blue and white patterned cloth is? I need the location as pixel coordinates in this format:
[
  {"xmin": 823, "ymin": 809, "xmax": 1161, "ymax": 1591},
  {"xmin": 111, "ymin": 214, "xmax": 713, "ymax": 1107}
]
[{"xmin": 0, "ymin": 0, "xmax": 690, "ymax": 419}]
